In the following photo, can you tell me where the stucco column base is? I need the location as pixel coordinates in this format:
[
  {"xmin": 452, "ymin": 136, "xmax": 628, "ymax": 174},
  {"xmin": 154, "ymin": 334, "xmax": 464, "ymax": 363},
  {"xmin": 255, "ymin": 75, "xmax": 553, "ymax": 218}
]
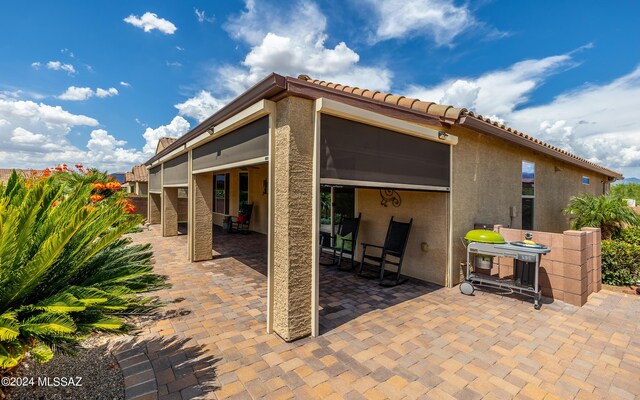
[
  {"xmin": 272, "ymin": 96, "xmax": 314, "ymax": 341},
  {"xmin": 162, "ymin": 188, "xmax": 179, "ymax": 237},
  {"xmin": 148, "ymin": 193, "xmax": 161, "ymax": 224},
  {"xmin": 191, "ymin": 173, "xmax": 213, "ymax": 262}
]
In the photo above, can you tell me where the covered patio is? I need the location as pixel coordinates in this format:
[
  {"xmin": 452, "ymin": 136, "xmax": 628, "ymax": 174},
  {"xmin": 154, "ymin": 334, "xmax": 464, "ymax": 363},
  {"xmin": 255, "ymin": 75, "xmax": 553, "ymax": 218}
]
[{"xmin": 124, "ymin": 226, "xmax": 640, "ymax": 399}]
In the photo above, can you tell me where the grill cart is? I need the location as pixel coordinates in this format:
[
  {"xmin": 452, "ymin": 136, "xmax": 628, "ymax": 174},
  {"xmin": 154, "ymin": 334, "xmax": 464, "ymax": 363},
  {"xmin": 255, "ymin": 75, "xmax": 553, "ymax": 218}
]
[{"xmin": 460, "ymin": 230, "xmax": 550, "ymax": 310}]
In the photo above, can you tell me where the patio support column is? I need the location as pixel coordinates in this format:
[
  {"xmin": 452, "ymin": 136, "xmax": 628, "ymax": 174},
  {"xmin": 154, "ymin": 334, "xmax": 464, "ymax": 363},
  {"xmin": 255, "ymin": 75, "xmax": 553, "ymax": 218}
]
[
  {"xmin": 162, "ymin": 187, "xmax": 179, "ymax": 237},
  {"xmin": 148, "ymin": 193, "xmax": 161, "ymax": 224},
  {"xmin": 190, "ymin": 172, "xmax": 213, "ymax": 261},
  {"xmin": 271, "ymin": 96, "xmax": 315, "ymax": 341}
]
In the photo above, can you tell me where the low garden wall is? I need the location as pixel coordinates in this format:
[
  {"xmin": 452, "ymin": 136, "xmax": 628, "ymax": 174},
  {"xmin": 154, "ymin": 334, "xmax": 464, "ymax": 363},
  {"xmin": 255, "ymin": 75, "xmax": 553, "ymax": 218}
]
[
  {"xmin": 490, "ymin": 225, "xmax": 601, "ymax": 307},
  {"xmin": 128, "ymin": 196, "xmax": 188, "ymax": 221},
  {"xmin": 128, "ymin": 196, "xmax": 148, "ymax": 220}
]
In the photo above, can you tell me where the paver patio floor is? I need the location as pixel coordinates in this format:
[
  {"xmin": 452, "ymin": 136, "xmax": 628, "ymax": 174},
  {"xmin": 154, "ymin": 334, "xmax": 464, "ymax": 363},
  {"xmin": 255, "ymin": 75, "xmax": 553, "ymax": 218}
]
[{"xmin": 123, "ymin": 225, "xmax": 640, "ymax": 400}]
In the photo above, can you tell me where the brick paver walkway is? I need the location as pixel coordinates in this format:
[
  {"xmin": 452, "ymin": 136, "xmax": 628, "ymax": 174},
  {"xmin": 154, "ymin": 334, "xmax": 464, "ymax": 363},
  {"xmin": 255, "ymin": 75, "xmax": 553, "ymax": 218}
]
[{"xmin": 120, "ymin": 225, "xmax": 640, "ymax": 400}]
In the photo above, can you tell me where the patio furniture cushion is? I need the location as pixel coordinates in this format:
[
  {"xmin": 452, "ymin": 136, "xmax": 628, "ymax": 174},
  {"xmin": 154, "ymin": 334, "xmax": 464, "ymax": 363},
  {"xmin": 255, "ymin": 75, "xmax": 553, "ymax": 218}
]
[{"xmin": 335, "ymin": 232, "xmax": 353, "ymax": 252}]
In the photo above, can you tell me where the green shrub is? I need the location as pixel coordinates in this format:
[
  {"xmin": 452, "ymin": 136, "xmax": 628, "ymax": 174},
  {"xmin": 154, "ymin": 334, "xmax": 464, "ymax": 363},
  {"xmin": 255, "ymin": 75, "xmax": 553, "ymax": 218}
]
[
  {"xmin": 601, "ymin": 239, "xmax": 640, "ymax": 286},
  {"xmin": 0, "ymin": 170, "xmax": 166, "ymax": 371},
  {"xmin": 563, "ymin": 193, "xmax": 640, "ymax": 239},
  {"xmin": 612, "ymin": 226, "xmax": 640, "ymax": 246}
]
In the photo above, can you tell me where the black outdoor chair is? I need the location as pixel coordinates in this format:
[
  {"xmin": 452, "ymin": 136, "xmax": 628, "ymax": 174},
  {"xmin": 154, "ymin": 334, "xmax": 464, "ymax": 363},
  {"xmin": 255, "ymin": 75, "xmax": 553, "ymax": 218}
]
[
  {"xmin": 320, "ymin": 213, "xmax": 361, "ymax": 270},
  {"xmin": 358, "ymin": 216, "xmax": 413, "ymax": 286},
  {"xmin": 229, "ymin": 203, "xmax": 253, "ymax": 234}
]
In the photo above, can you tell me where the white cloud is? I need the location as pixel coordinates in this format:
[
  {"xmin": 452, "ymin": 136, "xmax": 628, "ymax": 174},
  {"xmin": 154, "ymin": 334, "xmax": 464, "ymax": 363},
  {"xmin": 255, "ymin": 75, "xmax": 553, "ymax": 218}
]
[
  {"xmin": 0, "ymin": 99, "xmax": 98, "ymax": 126},
  {"xmin": 59, "ymin": 86, "xmax": 118, "ymax": 101},
  {"xmin": 0, "ymin": 98, "xmax": 100, "ymax": 169},
  {"xmin": 506, "ymin": 67, "xmax": 640, "ymax": 176},
  {"xmin": 59, "ymin": 86, "xmax": 94, "ymax": 101},
  {"xmin": 60, "ymin": 48, "xmax": 75, "ymax": 58},
  {"xmin": 362, "ymin": 0, "xmax": 476, "ymax": 46},
  {"xmin": 95, "ymin": 87, "xmax": 118, "ymax": 98},
  {"xmin": 0, "ymin": 96, "xmax": 191, "ymax": 171},
  {"xmin": 120, "ymin": 81, "xmax": 131, "ymax": 88},
  {"xmin": 166, "ymin": 61, "xmax": 183, "ymax": 68},
  {"xmin": 174, "ymin": 91, "xmax": 227, "ymax": 122},
  {"xmin": 176, "ymin": 46, "xmax": 184, "ymax": 51},
  {"xmin": 214, "ymin": 0, "xmax": 393, "ymax": 97},
  {"xmin": 124, "ymin": 12, "xmax": 177, "ymax": 34},
  {"xmin": 194, "ymin": 8, "xmax": 214, "ymax": 23},
  {"xmin": 141, "ymin": 116, "xmax": 190, "ymax": 155},
  {"xmin": 405, "ymin": 54, "xmax": 573, "ymax": 117},
  {"xmin": 31, "ymin": 62, "xmax": 41, "ymax": 69},
  {"xmin": 11, "ymin": 127, "xmax": 46, "ymax": 144},
  {"xmin": 405, "ymin": 49, "xmax": 640, "ymax": 177},
  {"xmin": 46, "ymin": 61, "xmax": 76, "ymax": 74}
]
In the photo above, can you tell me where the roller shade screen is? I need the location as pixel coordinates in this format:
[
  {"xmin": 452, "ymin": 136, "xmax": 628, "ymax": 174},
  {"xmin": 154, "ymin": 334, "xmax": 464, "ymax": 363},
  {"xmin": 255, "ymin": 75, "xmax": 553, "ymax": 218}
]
[
  {"xmin": 163, "ymin": 154, "xmax": 188, "ymax": 186},
  {"xmin": 320, "ymin": 115, "xmax": 450, "ymax": 188},
  {"xmin": 149, "ymin": 166, "xmax": 162, "ymax": 191},
  {"xmin": 192, "ymin": 117, "xmax": 269, "ymax": 172}
]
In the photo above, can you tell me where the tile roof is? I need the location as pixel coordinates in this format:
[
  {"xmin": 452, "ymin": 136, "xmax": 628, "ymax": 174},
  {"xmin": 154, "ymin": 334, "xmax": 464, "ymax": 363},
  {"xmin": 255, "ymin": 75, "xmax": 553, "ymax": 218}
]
[
  {"xmin": 125, "ymin": 164, "xmax": 148, "ymax": 183},
  {"xmin": 296, "ymin": 74, "xmax": 622, "ymax": 179},
  {"xmin": 157, "ymin": 137, "xmax": 177, "ymax": 154},
  {"xmin": 0, "ymin": 168, "xmax": 35, "ymax": 183}
]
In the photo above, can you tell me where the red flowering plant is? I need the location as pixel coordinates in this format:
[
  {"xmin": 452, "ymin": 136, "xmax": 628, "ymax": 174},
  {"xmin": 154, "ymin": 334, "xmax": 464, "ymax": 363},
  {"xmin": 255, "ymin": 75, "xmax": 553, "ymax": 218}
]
[
  {"xmin": 0, "ymin": 169, "xmax": 165, "ymax": 371},
  {"xmin": 25, "ymin": 164, "xmax": 136, "ymax": 215}
]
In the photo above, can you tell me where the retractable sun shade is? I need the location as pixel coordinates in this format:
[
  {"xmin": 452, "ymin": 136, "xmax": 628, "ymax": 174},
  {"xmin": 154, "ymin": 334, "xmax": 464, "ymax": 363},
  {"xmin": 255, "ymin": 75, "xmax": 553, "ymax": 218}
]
[
  {"xmin": 320, "ymin": 115, "xmax": 450, "ymax": 189},
  {"xmin": 148, "ymin": 166, "xmax": 162, "ymax": 192},
  {"xmin": 163, "ymin": 153, "xmax": 188, "ymax": 186},
  {"xmin": 192, "ymin": 116, "xmax": 269, "ymax": 173}
]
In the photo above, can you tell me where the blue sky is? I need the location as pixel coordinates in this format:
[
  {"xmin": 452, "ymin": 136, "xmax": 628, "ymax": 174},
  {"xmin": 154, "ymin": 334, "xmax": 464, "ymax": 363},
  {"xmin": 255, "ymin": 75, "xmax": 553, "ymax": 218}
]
[{"xmin": 1, "ymin": 1, "xmax": 639, "ymax": 176}]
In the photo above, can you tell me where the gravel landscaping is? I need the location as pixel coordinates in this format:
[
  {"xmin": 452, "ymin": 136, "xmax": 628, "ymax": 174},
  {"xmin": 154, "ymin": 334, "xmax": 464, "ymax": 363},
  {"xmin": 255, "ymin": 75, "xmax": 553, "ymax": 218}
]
[{"xmin": 4, "ymin": 334, "xmax": 124, "ymax": 400}]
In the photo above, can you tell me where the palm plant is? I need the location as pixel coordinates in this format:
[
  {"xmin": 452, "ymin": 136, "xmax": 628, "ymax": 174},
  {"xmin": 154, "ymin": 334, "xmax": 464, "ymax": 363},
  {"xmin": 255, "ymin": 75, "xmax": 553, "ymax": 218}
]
[
  {"xmin": 0, "ymin": 171, "xmax": 166, "ymax": 370},
  {"xmin": 563, "ymin": 192, "xmax": 640, "ymax": 239}
]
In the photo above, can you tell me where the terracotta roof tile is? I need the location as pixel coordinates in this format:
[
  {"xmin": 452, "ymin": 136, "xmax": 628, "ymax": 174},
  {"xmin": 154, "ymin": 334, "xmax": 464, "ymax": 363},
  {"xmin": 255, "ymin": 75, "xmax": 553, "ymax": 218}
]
[
  {"xmin": 0, "ymin": 169, "xmax": 33, "ymax": 183},
  {"xmin": 125, "ymin": 164, "xmax": 148, "ymax": 182},
  {"xmin": 385, "ymin": 95, "xmax": 403, "ymax": 106},
  {"xmin": 362, "ymin": 90, "xmax": 376, "ymax": 99},
  {"xmin": 410, "ymin": 100, "xmax": 433, "ymax": 113},
  {"xmin": 296, "ymin": 74, "xmax": 622, "ymax": 178},
  {"xmin": 398, "ymin": 97, "xmax": 418, "ymax": 109}
]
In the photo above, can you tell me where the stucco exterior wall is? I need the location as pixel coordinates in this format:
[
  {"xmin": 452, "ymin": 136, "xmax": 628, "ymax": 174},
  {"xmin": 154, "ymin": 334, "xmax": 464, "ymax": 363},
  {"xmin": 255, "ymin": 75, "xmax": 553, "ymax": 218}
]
[
  {"xmin": 148, "ymin": 193, "xmax": 161, "ymax": 224},
  {"xmin": 272, "ymin": 96, "xmax": 314, "ymax": 341},
  {"xmin": 447, "ymin": 125, "xmax": 610, "ymax": 284},
  {"xmin": 356, "ymin": 189, "xmax": 449, "ymax": 286},
  {"xmin": 162, "ymin": 187, "xmax": 179, "ymax": 237}
]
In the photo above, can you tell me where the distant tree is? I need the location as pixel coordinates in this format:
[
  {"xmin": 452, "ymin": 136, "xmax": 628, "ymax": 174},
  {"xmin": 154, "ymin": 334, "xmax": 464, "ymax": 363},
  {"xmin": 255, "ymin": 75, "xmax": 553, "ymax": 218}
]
[
  {"xmin": 611, "ymin": 183, "xmax": 640, "ymax": 202},
  {"xmin": 563, "ymin": 193, "xmax": 640, "ymax": 239}
]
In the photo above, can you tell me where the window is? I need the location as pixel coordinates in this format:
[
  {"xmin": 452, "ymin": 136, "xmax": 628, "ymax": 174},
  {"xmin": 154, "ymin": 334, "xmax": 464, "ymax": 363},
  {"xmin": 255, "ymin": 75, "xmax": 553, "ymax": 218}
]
[
  {"xmin": 239, "ymin": 172, "xmax": 249, "ymax": 208},
  {"xmin": 582, "ymin": 176, "xmax": 590, "ymax": 185},
  {"xmin": 522, "ymin": 161, "xmax": 535, "ymax": 230},
  {"xmin": 320, "ymin": 185, "xmax": 355, "ymax": 235},
  {"xmin": 214, "ymin": 173, "xmax": 230, "ymax": 214}
]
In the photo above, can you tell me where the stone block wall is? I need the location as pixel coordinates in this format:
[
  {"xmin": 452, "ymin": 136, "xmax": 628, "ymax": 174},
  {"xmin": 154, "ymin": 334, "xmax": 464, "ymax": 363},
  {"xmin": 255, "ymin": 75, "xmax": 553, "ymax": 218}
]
[
  {"xmin": 128, "ymin": 196, "xmax": 148, "ymax": 220},
  {"xmin": 487, "ymin": 225, "xmax": 601, "ymax": 306}
]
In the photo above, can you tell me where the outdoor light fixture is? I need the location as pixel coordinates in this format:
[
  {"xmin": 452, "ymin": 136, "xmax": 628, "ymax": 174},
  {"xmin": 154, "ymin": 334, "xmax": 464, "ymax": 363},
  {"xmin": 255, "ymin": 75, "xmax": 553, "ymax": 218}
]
[{"xmin": 438, "ymin": 131, "xmax": 449, "ymax": 140}]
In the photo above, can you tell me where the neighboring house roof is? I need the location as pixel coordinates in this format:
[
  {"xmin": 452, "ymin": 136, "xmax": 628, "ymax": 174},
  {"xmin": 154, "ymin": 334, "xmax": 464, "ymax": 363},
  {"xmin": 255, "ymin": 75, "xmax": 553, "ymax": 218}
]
[
  {"xmin": 0, "ymin": 168, "xmax": 35, "ymax": 183},
  {"xmin": 125, "ymin": 164, "xmax": 148, "ymax": 183},
  {"xmin": 146, "ymin": 73, "xmax": 622, "ymax": 180},
  {"xmin": 156, "ymin": 137, "xmax": 178, "ymax": 154}
]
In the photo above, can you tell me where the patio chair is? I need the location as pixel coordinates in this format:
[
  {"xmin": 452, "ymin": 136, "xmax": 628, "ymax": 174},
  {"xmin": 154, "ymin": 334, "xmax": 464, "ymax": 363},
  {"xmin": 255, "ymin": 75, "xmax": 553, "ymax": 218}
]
[
  {"xmin": 358, "ymin": 216, "xmax": 413, "ymax": 286},
  {"xmin": 229, "ymin": 203, "xmax": 253, "ymax": 234},
  {"xmin": 320, "ymin": 213, "xmax": 361, "ymax": 270}
]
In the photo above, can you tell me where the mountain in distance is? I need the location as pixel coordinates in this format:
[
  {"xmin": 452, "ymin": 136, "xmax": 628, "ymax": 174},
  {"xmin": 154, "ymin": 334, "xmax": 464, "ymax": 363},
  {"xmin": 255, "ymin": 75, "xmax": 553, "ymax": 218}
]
[{"xmin": 613, "ymin": 177, "xmax": 640, "ymax": 185}]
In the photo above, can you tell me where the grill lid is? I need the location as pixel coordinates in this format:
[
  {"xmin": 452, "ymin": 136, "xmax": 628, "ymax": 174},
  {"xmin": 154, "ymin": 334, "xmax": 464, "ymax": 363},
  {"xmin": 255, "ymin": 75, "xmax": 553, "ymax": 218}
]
[{"xmin": 464, "ymin": 229, "xmax": 506, "ymax": 244}]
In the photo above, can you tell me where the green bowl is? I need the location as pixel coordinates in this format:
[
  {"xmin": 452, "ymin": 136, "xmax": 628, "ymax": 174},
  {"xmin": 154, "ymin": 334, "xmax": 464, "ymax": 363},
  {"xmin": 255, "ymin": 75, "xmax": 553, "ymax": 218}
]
[{"xmin": 464, "ymin": 229, "xmax": 506, "ymax": 244}]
